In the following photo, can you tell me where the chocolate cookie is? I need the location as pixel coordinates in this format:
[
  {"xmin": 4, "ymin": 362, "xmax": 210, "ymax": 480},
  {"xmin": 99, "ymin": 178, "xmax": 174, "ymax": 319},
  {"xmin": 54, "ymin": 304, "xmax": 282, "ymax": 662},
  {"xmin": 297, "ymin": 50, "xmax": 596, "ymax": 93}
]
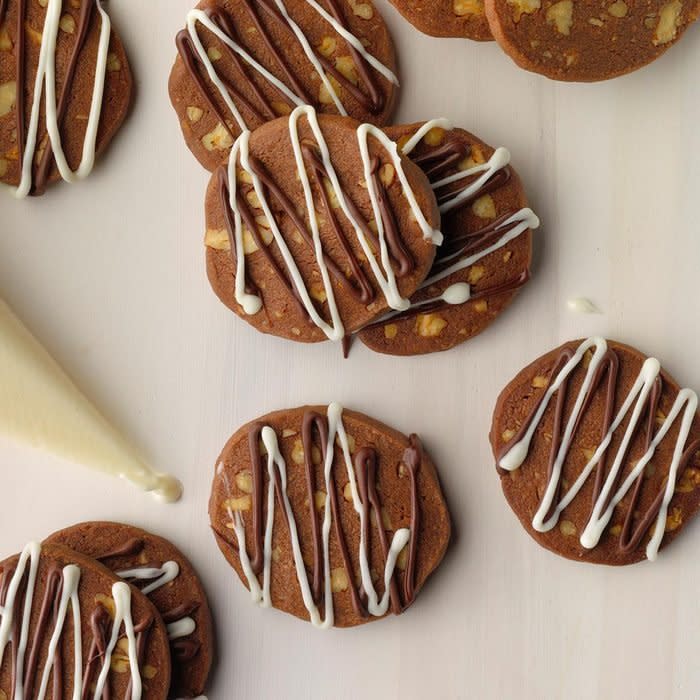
[
  {"xmin": 0, "ymin": 542, "xmax": 170, "ymax": 698},
  {"xmin": 169, "ymin": 0, "xmax": 398, "ymax": 171},
  {"xmin": 389, "ymin": 0, "xmax": 493, "ymax": 41},
  {"xmin": 210, "ymin": 403, "xmax": 451, "ymax": 628},
  {"xmin": 358, "ymin": 120, "xmax": 537, "ymax": 356},
  {"xmin": 491, "ymin": 337, "xmax": 700, "ymax": 565},
  {"xmin": 0, "ymin": 0, "xmax": 132, "ymax": 197},
  {"xmin": 205, "ymin": 109, "xmax": 441, "ymax": 344},
  {"xmin": 45, "ymin": 522, "xmax": 214, "ymax": 699},
  {"xmin": 485, "ymin": 0, "xmax": 700, "ymax": 81}
]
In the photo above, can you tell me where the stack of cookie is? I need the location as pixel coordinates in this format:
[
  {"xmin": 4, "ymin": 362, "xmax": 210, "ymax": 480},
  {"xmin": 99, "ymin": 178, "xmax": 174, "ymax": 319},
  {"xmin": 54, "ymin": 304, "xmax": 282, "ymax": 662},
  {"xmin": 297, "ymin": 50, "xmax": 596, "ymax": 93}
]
[
  {"xmin": 390, "ymin": 0, "xmax": 700, "ymax": 81},
  {"xmin": 0, "ymin": 522, "xmax": 214, "ymax": 699},
  {"xmin": 169, "ymin": 0, "xmax": 540, "ymax": 356}
]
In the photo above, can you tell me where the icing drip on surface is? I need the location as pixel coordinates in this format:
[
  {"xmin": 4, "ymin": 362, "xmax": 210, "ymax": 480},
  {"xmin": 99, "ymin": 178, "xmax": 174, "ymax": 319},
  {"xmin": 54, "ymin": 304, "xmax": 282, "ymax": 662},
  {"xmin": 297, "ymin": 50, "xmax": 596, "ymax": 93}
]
[
  {"xmin": 0, "ymin": 543, "xmax": 144, "ymax": 698},
  {"xmin": 223, "ymin": 403, "xmax": 421, "ymax": 628},
  {"xmin": 220, "ymin": 106, "xmax": 439, "ymax": 341},
  {"xmin": 180, "ymin": 0, "xmax": 397, "ymax": 136},
  {"xmin": 499, "ymin": 337, "xmax": 700, "ymax": 561},
  {"xmin": 3, "ymin": 0, "xmax": 112, "ymax": 198},
  {"xmin": 567, "ymin": 297, "xmax": 602, "ymax": 314}
]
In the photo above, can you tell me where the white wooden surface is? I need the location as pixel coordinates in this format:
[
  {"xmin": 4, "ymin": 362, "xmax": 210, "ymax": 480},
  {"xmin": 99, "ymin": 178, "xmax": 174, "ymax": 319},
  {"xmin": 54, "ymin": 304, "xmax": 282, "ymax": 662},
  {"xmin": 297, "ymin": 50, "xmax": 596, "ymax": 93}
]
[{"xmin": 1, "ymin": 3, "xmax": 699, "ymax": 698}]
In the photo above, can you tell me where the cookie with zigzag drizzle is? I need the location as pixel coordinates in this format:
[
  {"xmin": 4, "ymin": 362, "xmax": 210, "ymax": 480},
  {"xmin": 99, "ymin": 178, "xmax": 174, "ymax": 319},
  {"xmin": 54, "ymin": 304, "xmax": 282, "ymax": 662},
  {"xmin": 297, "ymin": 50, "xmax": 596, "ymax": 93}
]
[
  {"xmin": 0, "ymin": 542, "xmax": 170, "ymax": 698},
  {"xmin": 491, "ymin": 338, "xmax": 700, "ymax": 565},
  {"xmin": 46, "ymin": 522, "xmax": 214, "ymax": 699},
  {"xmin": 210, "ymin": 403, "xmax": 451, "ymax": 627},
  {"xmin": 359, "ymin": 121, "xmax": 537, "ymax": 356},
  {"xmin": 204, "ymin": 110, "xmax": 440, "ymax": 344},
  {"xmin": 0, "ymin": 0, "xmax": 132, "ymax": 197},
  {"xmin": 169, "ymin": 0, "xmax": 398, "ymax": 171}
]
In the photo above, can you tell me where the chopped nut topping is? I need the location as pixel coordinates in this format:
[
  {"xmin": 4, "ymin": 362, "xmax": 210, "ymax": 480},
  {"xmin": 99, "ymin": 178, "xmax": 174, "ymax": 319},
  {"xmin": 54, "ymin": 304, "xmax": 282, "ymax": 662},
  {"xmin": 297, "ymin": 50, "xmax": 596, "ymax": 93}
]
[
  {"xmin": 423, "ymin": 127, "xmax": 446, "ymax": 147},
  {"xmin": 331, "ymin": 568, "xmax": 349, "ymax": 592},
  {"xmin": 224, "ymin": 495, "xmax": 252, "ymax": 512},
  {"xmin": 416, "ymin": 313, "xmax": 448, "ymax": 337},
  {"xmin": 59, "ymin": 14, "xmax": 75, "ymax": 33},
  {"xmin": 318, "ymin": 36, "xmax": 337, "ymax": 57},
  {"xmin": 186, "ymin": 106, "xmax": 204, "ymax": 123},
  {"xmin": 205, "ymin": 228, "xmax": 230, "ymax": 251},
  {"xmin": 0, "ymin": 81, "xmax": 16, "ymax": 118},
  {"xmin": 384, "ymin": 323, "xmax": 399, "ymax": 340},
  {"xmin": 202, "ymin": 123, "xmax": 233, "ymax": 152},
  {"xmin": 507, "ymin": 0, "xmax": 542, "ymax": 23},
  {"xmin": 453, "ymin": 0, "xmax": 485, "ymax": 16},
  {"xmin": 235, "ymin": 471, "xmax": 254, "ymax": 494},
  {"xmin": 472, "ymin": 194, "xmax": 497, "ymax": 219},
  {"xmin": 665, "ymin": 506, "xmax": 682, "ymax": 531},
  {"xmin": 607, "ymin": 0, "xmax": 628, "ymax": 17},
  {"xmin": 546, "ymin": 0, "xmax": 574, "ymax": 35},
  {"xmin": 559, "ymin": 520, "xmax": 577, "ymax": 536},
  {"xmin": 653, "ymin": 1, "xmax": 682, "ymax": 45}
]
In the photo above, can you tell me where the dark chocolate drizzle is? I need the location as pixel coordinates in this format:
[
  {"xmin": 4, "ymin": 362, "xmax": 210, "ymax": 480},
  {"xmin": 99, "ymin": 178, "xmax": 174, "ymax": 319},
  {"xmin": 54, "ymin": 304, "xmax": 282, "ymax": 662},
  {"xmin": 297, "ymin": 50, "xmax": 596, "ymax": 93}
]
[
  {"xmin": 16, "ymin": 0, "xmax": 27, "ymax": 180},
  {"xmin": 497, "ymin": 345, "xmax": 700, "ymax": 553},
  {"xmin": 176, "ymin": 0, "xmax": 386, "ymax": 139},
  {"xmin": 219, "ymin": 409, "xmax": 423, "ymax": 623},
  {"xmin": 95, "ymin": 537, "xmax": 145, "ymax": 561},
  {"xmin": 23, "ymin": 565, "xmax": 64, "ymax": 699}
]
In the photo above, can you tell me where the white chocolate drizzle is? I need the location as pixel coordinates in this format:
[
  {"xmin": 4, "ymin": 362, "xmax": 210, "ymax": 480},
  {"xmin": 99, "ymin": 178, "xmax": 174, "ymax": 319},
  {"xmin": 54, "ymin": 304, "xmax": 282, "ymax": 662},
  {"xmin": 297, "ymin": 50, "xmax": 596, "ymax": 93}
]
[
  {"xmin": 226, "ymin": 105, "xmax": 442, "ymax": 341},
  {"xmin": 116, "ymin": 561, "xmax": 197, "ymax": 642},
  {"xmin": 185, "ymin": 0, "xmax": 398, "ymax": 131},
  {"xmin": 5, "ymin": 0, "xmax": 112, "ymax": 198},
  {"xmin": 228, "ymin": 402, "xmax": 410, "ymax": 629},
  {"xmin": 499, "ymin": 337, "xmax": 699, "ymax": 561},
  {"xmin": 400, "ymin": 118, "xmax": 515, "ymax": 214},
  {"xmin": 422, "ymin": 208, "xmax": 539, "ymax": 289},
  {"xmin": 0, "ymin": 543, "xmax": 143, "ymax": 698}
]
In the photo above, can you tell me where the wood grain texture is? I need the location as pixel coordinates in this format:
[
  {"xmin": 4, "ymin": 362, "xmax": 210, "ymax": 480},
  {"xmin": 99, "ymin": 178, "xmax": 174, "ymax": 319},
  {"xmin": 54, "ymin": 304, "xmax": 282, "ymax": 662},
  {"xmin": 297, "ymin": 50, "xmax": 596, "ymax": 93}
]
[{"xmin": 0, "ymin": 2, "xmax": 699, "ymax": 698}]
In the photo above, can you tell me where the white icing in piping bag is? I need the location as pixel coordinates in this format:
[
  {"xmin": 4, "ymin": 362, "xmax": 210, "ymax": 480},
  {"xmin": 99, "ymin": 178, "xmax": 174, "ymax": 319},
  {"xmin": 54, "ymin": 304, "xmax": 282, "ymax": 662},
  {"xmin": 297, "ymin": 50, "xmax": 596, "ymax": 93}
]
[{"xmin": 0, "ymin": 298, "xmax": 182, "ymax": 502}]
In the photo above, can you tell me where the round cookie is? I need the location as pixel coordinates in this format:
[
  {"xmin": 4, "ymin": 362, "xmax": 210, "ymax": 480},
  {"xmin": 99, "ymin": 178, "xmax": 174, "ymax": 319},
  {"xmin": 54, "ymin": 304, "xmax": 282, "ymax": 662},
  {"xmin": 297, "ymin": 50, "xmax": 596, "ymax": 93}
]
[
  {"xmin": 491, "ymin": 337, "xmax": 700, "ymax": 565},
  {"xmin": 0, "ymin": 0, "xmax": 133, "ymax": 197},
  {"xmin": 210, "ymin": 403, "xmax": 452, "ymax": 628},
  {"xmin": 45, "ymin": 522, "xmax": 214, "ymax": 699},
  {"xmin": 0, "ymin": 542, "xmax": 170, "ymax": 698},
  {"xmin": 169, "ymin": 0, "xmax": 398, "ymax": 171},
  {"xmin": 358, "ymin": 121, "xmax": 537, "ymax": 356},
  {"xmin": 485, "ymin": 0, "xmax": 700, "ymax": 81},
  {"xmin": 204, "ymin": 109, "xmax": 441, "ymax": 344},
  {"xmin": 389, "ymin": 0, "xmax": 493, "ymax": 41}
]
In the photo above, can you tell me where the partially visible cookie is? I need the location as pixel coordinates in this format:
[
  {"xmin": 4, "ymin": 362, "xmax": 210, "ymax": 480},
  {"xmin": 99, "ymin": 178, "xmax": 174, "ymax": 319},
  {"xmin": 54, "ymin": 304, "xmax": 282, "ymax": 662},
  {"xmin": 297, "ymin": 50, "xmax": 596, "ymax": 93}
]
[
  {"xmin": 205, "ymin": 109, "xmax": 441, "ymax": 344},
  {"xmin": 169, "ymin": 0, "xmax": 398, "ymax": 171},
  {"xmin": 210, "ymin": 403, "xmax": 451, "ymax": 628},
  {"xmin": 485, "ymin": 0, "xmax": 700, "ymax": 81},
  {"xmin": 0, "ymin": 542, "xmax": 171, "ymax": 698},
  {"xmin": 45, "ymin": 522, "xmax": 214, "ymax": 699},
  {"xmin": 389, "ymin": 0, "xmax": 493, "ymax": 41},
  {"xmin": 491, "ymin": 337, "xmax": 700, "ymax": 565},
  {"xmin": 0, "ymin": 0, "xmax": 133, "ymax": 197},
  {"xmin": 358, "ymin": 121, "xmax": 537, "ymax": 356}
]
